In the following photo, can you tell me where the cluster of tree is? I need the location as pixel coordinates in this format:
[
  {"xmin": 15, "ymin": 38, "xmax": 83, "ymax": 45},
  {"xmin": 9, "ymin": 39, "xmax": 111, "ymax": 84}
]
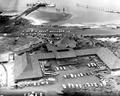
[{"xmin": 59, "ymin": 89, "xmax": 120, "ymax": 96}]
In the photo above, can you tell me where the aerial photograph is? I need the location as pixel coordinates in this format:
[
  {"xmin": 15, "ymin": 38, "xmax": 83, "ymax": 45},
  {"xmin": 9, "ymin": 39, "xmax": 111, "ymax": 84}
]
[{"xmin": 1, "ymin": 0, "xmax": 120, "ymax": 96}]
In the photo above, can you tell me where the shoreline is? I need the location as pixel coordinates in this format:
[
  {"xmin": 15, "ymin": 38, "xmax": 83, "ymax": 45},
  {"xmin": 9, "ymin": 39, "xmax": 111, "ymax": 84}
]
[{"xmin": 28, "ymin": 10, "xmax": 72, "ymax": 25}]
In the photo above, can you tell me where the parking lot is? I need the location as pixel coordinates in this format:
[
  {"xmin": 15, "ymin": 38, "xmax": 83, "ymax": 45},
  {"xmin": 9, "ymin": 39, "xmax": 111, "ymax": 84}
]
[
  {"xmin": 50, "ymin": 55, "xmax": 108, "ymax": 92},
  {"xmin": 0, "ymin": 55, "xmax": 109, "ymax": 95}
]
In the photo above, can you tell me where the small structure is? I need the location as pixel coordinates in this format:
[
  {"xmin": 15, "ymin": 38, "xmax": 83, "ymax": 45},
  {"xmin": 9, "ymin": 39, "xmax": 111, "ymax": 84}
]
[{"xmin": 55, "ymin": 36, "xmax": 77, "ymax": 48}]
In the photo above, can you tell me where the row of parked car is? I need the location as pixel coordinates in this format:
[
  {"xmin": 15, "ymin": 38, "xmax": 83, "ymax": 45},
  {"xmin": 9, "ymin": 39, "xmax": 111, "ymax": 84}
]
[
  {"xmin": 83, "ymin": 82, "xmax": 105, "ymax": 88},
  {"xmin": 62, "ymin": 82, "xmax": 105, "ymax": 90},
  {"xmin": 63, "ymin": 71, "xmax": 94, "ymax": 79},
  {"xmin": 55, "ymin": 65, "xmax": 76, "ymax": 71},
  {"xmin": 24, "ymin": 91, "xmax": 45, "ymax": 96},
  {"xmin": 87, "ymin": 63, "xmax": 100, "ymax": 68},
  {"xmin": 15, "ymin": 77, "xmax": 56, "ymax": 89},
  {"xmin": 55, "ymin": 66, "xmax": 67, "ymax": 71}
]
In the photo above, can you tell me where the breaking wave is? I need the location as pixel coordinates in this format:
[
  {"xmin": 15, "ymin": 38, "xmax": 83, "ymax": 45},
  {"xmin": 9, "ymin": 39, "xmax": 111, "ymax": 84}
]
[{"xmin": 62, "ymin": 20, "xmax": 120, "ymax": 29}]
